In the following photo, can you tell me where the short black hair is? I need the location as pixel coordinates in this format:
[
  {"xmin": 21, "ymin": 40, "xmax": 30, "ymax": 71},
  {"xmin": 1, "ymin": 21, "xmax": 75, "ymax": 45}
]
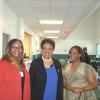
[{"xmin": 41, "ymin": 38, "xmax": 55, "ymax": 50}]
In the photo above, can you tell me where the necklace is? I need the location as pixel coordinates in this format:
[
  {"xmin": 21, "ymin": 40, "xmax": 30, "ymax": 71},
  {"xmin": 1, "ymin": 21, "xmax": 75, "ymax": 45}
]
[
  {"xmin": 71, "ymin": 62, "xmax": 81, "ymax": 72},
  {"xmin": 42, "ymin": 56, "xmax": 52, "ymax": 61}
]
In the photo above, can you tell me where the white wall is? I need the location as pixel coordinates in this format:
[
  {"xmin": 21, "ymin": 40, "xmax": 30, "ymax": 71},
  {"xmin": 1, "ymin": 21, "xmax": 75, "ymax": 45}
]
[
  {"xmin": 3, "ymin": 4, "xmax": 35, "ymax": 40},
  {"xmin": 0, "ymin": 3, "xmax": 39, "ymax": 58},
  {"xmin": 96, "ymin": 8, "xmax": 100, "ymax": 43},
  {"xmin": 0, "ymin": 0, "xmax": 3, "ymax": 57},
  {"xmin": 55, "ymin": 13, "xmax": 97, "ymax": 55},
  {"xmin": 32, "ymin": 36, "xmax": 40, "ymax": 55},
  {"xmin": 55, "ymin": 40, "xmax": 96, "ymax": 55},
  {"xmin": 3, "ymin": 4, "xmax": 18, "ymax": 38},
  {"xmin": 67, "ymin": 16, "xmax": 96, "ymax": 40}
]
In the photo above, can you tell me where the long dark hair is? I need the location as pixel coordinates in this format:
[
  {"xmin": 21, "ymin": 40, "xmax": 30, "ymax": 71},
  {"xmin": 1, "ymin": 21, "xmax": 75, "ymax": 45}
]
[{"xmin": 2, "ymin": 39, "xmax": 25, "ymax": 66}]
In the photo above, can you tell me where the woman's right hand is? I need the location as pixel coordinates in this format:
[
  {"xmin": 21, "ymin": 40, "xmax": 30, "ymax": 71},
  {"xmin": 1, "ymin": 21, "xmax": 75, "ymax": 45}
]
[{"xmin": 70, "ymin": 86, "xmax": 83, "ymax": 93}]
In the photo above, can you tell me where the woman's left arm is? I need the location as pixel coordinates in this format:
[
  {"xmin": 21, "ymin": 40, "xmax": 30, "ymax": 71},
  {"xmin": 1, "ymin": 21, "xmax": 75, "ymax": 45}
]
[{"xmin": 82, "ymin": 67, "xmax": 98, "ymax": 92}]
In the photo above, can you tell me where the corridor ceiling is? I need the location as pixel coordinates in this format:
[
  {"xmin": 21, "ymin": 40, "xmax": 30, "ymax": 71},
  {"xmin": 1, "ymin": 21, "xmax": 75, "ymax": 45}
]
[{"xmin": 4, "ymin": 0, "xmax": 100, "ymax": 39}]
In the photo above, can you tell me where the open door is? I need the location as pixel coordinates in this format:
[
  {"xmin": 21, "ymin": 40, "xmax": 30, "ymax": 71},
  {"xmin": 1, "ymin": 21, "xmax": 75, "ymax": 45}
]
[{"xmin": 2, "ymin": 33, "xmax": 10, "ymax": 56}]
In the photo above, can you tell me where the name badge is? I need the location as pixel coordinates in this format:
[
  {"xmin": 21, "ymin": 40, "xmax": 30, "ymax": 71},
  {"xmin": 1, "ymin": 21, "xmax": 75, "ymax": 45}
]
[{"xmin": 20, "ymin": 71, "xmax": 24, "ymax": 77}]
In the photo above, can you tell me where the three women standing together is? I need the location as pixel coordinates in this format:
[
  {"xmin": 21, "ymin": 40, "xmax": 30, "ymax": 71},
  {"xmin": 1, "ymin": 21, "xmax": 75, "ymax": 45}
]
[{"xmin": 0, "ymin": 38, "xmax": 97, "ymax": 100}]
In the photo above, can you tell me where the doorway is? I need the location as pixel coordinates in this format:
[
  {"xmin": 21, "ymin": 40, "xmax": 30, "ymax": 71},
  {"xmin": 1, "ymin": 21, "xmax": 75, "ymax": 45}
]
[{"xmin": 2, "ymin": 33, "xmax": 10, "ymax": 56}]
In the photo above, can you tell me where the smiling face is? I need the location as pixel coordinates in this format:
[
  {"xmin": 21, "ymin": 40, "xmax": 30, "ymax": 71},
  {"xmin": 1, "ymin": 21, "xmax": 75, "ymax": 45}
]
[
  {"xmin": 69, "ymin": 48, "xmax": 81, "ymax": 63},
  {"xmin": 10, "ymin": 41, "xmax": 23, "ymax": 59},
  {"xmin": 41, "ymin": 43, "xmax": 54, "ymax": 59}
]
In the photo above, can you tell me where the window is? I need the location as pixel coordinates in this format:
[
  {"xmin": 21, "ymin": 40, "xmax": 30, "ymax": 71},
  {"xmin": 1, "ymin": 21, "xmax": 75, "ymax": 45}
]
[{"xmin": 96, "ymin": 43, "xmax": 100, "ymax": 58}]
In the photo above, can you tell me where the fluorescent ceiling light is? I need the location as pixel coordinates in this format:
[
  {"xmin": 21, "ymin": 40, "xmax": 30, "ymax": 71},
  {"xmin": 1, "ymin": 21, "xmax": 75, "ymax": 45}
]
[
  {"xmin": 46, "ymin": 36, "xmax": 59, "ymax": 39},
  {"xmin": 44, "ymin": 30, "xmax": 60, "ymax": 33},
  {"xmin": 39, "ymin": 20, "xmax": 63, "ymax": 24}
]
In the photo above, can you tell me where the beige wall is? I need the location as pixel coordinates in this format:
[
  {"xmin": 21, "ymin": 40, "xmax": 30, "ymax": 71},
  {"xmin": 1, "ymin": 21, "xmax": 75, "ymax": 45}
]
[{"xmin": 23, "ymin": 32, "xmax": 32, "ymax": 58}]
